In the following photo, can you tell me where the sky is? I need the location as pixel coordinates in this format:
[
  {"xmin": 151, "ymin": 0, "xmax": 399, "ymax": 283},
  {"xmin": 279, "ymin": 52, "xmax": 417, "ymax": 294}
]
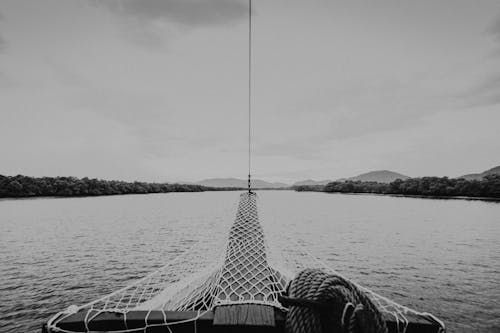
[{"xmin": 0, "ymin": 0, "xmax": 499, "ymax": 183}]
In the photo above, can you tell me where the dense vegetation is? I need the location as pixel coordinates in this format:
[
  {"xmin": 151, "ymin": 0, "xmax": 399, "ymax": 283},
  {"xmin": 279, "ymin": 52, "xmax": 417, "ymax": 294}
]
[
  {"xmin": 295, "ymin": 175, "xmax": 500, "ymax": 198},
  {"xmin": 0, "ymin": 175, "xmax": 238, "ymax": 198}
]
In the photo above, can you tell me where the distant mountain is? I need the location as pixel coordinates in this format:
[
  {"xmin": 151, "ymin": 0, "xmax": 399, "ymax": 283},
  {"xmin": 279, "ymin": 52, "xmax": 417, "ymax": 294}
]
[
  {"xmin": 459, "ymin": 166, "xmax": 500, "ymax": 180},
  {"xmin": 346, "ymin": 170, "xmax": 410, "ymax": 183},
  {"xmin": 196, "ymin": 178, "xmax": 289, "ymax": 189},
  {"xmin": 292, "ymin": 179, "xmax": 333, "ymax": 186}
]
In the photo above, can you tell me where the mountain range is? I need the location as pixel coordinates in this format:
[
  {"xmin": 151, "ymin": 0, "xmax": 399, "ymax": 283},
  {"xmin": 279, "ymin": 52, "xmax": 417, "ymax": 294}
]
[
  {"xmin": 292, "ymin": 179, "xmax": 333, "ymax": 186},
  {"xmin": 196, "ymin": 178, "xmax": 288, "ymax": 189},
  {"xmin": 459, "ymin": 166, "xmax": 500, "ymax": 180},
  {"xmin": 195, "ymin": 165, "xmax": 499, "ymax": 188},
  {"xmin": 346, "ymin": 170, "xmax": 410, "ymax": 183},
  {"xmin": 197, "ymin": 170, "xmax": 408, "ymax": 188},
  {"xmin": 293, "ymin": 170, "xmax": 409, "ymax": 185}
]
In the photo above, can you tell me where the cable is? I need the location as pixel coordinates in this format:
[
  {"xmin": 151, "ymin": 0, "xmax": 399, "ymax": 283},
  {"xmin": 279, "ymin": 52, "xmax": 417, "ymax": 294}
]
[{"xmin": 248, "ymin": 0, "xmax": 252, "ymax": 193}]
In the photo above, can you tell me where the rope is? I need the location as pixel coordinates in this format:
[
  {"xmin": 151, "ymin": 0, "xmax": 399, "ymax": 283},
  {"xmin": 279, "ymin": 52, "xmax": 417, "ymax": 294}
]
[
  {"xmin": 247, "ymin": 0, "xmax": 252, "ymax": 193},
  {"xmin": 281, "ymin": 268, "xmax": 388, "ymax": 333}
]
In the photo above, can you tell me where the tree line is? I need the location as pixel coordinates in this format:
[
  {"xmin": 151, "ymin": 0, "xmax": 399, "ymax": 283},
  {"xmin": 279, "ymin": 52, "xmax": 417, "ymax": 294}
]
[
  {"xmin": 295, "ymin": 175, "xmax": 500, "ymax": 198},
  {"xmin": 0, "ymin": 175, "xmax": 238, "ymax": 198}
]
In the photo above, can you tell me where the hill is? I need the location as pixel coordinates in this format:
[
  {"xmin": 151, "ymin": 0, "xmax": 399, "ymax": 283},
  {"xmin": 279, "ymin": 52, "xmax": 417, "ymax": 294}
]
[
  {"xmin": 292, "ymin": 179, "xmax": 332, "ymax": 186},
  {"xmin": 196, "ymin": 178, "xmax": 289, "ymax": 189},
  {"xmin": 346, "ymin": 170, "xmax": 410, "ymax": 183},
  {"xmin": 460, "ymin": 166, "xmax": 500, "ymax": 180}
]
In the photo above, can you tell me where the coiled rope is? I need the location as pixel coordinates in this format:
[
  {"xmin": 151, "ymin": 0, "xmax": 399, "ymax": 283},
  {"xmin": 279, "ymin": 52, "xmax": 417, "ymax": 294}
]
[{"xmin": 280, "ymin": 269, "xmax": 388, "ymax": 333}]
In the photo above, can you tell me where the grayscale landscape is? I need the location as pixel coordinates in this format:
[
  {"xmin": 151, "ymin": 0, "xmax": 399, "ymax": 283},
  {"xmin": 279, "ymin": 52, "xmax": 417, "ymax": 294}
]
[{"xmin": 0, "ymin": 1, "xmax": 499, "ymax": 333}]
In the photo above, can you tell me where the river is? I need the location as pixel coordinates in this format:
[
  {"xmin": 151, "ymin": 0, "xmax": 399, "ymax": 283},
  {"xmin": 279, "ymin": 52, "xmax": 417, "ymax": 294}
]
[{"xmin": 1, "ymin": 191, "xmax": 499, "ymax": 332}]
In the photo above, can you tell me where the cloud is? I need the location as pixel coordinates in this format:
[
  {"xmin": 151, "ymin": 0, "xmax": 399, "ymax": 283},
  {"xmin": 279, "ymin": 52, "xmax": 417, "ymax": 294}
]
[
  {"xmin": 0, "ymin": 71, "xmax": 15, "ymax": 88},
  {"xmin": 0, "ymin": 35, "xmax": 5, "ymax": 52},
  {"xmin": 45, "ymin": 59, "xmax": 89, "ymax": 87},
  {"xmin": 0, "ymin": 12, "xmax": 6, "ymax": 52},
  {"xmin": 471, "ymin": 73, "xmax": 500, "ymax": 94},
  {"xmin": 489, "ymin": 13, "xmax": 500, "ymax": 41},
  {"xmin": 256, "ymin": 139, "xmax": 328, "ymax": 160},
  {"xmin": 96, "ymin": 0, "xmax": 248, "ymax": 27},
  {"xmin": 462, "ymin": 73, "xmax": 500, "ymax": 107},
  {"xmin": 91, "ymin": 0, "xmax": 248, "ymax": 47},
  {"xmin": 487, "ymin": 12, "xmax": 500, "ymax": 55}
]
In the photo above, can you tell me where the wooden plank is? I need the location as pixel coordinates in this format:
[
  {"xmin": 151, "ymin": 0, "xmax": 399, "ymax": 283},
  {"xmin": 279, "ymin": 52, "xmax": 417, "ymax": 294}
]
[
  {"xmin": 45, "ymin": 308, "xmax": 441, "ymax": 333},
  {"xmin": 383, "ymin": 311, "xmax": 443, "ymax": 333},
  {"xmin": 213, "ymin": 304, "xmax": 275, "ymax": 326}
]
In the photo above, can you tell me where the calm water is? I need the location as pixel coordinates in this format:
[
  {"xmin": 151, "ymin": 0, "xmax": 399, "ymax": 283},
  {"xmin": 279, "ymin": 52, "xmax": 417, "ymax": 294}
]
[{"xmin": 1, "ymin": 191, "xmax": 499, "ymax": 332}]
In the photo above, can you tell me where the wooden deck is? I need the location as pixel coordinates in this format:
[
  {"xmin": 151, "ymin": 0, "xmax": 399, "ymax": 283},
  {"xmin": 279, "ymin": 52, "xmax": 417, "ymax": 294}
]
[
  {"xmin": 213, "ymin": 304, "xmax": 275, "ymax": 326},
  {"xmin": 43, "ymin": 307, "xmax": 442, "ymax": 333}
]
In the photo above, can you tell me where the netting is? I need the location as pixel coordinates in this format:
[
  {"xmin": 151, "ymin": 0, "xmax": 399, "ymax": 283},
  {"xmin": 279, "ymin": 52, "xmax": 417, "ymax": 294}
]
[
  {"xmin": 46, "ymin": 192, "xmax": 444, "ymax": 333},
  {"xmin": 137, "ymin": 191, "xmax": 288, "ymax": 311},
  {"xmin": 214, "ymin": 192, "xmax": 288, "ymax": 306}
]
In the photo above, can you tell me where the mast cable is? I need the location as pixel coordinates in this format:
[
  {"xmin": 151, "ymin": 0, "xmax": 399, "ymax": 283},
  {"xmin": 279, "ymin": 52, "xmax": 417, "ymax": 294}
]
[{"xmin": 248, "ymin": 0, "xmax": 252, "ymax": 193}]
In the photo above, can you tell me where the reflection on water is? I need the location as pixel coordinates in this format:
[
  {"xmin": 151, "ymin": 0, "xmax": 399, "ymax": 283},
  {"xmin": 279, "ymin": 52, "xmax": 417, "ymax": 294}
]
[{"xmin": 1, "ymin": 191, "xmax": 499, "ymax": 332}]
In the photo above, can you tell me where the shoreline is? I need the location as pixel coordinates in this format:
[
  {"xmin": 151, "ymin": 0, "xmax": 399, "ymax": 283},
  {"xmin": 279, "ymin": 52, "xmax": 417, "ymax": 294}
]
[
  {"xmin": 297, "ymin": 190, "xmax": 500, "ymax": 202},
  {"xmin": 0, "ymin": 187, "xmax": 295, "ymax": 200},
  {"xmin": 1, "ymin": 188, "xmax": 499, "ymax": 202}
]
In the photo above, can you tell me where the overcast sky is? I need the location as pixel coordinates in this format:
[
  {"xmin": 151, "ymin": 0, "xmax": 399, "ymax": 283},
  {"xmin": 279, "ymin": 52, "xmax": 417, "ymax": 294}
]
[{"xmin": 1, "ymin": 0, "xmax": 499, "ymax": 183}]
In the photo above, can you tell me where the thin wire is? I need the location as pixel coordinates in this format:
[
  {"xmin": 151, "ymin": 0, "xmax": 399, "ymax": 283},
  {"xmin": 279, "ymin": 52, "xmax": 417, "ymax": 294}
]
[{"xmin": 248, "ymin": 0, "xmax": 252, "ymax": 192}]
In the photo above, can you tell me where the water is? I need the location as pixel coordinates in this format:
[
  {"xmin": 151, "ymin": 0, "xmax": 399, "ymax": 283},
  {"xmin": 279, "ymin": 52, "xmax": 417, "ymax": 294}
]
[{"xmin": 1, "ymin": 191, "xmax": 499, "ymax": 332}]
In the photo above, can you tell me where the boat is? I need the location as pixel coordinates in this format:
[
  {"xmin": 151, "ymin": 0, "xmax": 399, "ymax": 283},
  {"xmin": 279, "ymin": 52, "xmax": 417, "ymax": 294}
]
[{"xmin": 43, "ymin": 191, "xmax": 445, "ymax": 333}]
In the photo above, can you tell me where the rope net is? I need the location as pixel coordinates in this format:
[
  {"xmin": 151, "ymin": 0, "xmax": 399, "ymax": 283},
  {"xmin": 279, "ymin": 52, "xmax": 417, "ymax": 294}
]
[{"xmin": 47, "ymin": 192, "xmax": 444, "ymax": 333}]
